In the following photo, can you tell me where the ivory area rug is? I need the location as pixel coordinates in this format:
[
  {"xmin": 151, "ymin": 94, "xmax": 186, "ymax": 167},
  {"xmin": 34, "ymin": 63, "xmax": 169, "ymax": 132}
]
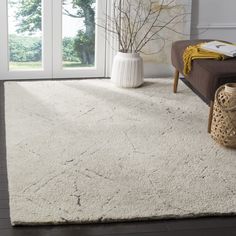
[{"xmin": 5, "ymin": 79, "xmax": 236, "ymax": 226}]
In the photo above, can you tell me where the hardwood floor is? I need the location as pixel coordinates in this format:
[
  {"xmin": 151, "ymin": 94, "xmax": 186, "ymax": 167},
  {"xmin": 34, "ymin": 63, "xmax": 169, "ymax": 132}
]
[{"xmin": 1, "ymin": 81, "xmax": 236, "ymax": 236}]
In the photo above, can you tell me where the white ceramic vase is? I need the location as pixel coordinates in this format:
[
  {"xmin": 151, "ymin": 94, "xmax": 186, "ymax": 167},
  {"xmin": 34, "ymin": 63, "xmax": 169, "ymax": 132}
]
[{"xmin": 111, "ymin": 52, "xmax": 144, "ymax": 88}]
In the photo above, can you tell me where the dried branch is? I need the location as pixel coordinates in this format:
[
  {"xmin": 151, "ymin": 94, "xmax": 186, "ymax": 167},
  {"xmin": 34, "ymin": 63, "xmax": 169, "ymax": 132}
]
[{"xmin": 98, "ymin": 0, "xmax": 190, "ymax": 54}]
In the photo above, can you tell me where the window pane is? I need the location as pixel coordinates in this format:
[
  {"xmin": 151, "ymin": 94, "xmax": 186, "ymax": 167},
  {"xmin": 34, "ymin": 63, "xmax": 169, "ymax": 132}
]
[
  {"xmin": 8, "ymin": 0, "xmax": 42, "ymax": 70},
  {"xmin": 62, "ymin": 0, "xmax": 96, "ymax": 68}
]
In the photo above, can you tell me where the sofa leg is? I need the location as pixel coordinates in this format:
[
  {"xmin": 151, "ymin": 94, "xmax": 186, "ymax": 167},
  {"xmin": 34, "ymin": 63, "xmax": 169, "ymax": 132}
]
[
  {"xmin": 173, "ymin": 69, "xmax": 179, "ymax": 93},
  {"xmin": 208, "ymin": 101, "xmax": 214, "ymax": 133}
]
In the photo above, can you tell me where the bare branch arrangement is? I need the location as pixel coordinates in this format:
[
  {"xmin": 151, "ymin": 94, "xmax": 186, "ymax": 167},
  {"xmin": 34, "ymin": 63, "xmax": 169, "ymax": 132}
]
[{"xmin": 100, "ymin": 0, "xmax": 189, "ymax": 53}]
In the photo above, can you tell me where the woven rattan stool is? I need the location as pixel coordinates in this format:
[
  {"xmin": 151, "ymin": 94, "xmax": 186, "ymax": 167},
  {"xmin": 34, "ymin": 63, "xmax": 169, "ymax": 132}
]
[{"xmin": 211, "ymin": 83, "xmax": 236, "ymax": 148}]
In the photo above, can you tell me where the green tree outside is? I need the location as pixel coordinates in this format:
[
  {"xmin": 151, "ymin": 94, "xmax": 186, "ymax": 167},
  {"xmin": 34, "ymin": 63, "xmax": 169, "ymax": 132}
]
[
  {"xmin": 10, "ymin": 34, "xmax": 41, "ymax": 62},
  {"xmin": 9, "ymin": 0, "xmax": 96, "ymax": 67}
]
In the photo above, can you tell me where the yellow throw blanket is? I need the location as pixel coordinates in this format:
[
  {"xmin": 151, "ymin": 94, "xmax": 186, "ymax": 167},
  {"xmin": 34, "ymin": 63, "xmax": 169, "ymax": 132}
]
[{"xmin": 183, "ymin": 43, "xmax": 228, "ymax": 76}]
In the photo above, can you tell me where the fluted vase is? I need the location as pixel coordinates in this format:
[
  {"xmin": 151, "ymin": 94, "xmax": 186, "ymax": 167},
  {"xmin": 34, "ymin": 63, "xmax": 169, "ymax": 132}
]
[{"xmin": 111, "ymin": 52, "xmax": 144, "ymax": 88}]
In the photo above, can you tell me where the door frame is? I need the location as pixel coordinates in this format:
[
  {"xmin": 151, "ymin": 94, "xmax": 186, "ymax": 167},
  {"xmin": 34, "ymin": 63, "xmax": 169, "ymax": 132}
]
[
  {"xmin": 52, "ymin": 0, "xmax": 107, "ymax": 79},
  {"xmin": 0, "ymin": 0, "xmax": 108, "ymax": 80},
  {"xmin": 0, "ymin": 0, "xmax": 53, "ymax": 80},
  {"xmin": 105, "ymin": 0, "xmax": 118, "ymax": 78}
]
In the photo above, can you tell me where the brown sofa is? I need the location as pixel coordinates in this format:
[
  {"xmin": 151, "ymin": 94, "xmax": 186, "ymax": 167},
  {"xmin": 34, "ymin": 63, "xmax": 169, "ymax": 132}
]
[{"xmin": 171, "ymin": 40, "xmax": 236, "ymax": 132}]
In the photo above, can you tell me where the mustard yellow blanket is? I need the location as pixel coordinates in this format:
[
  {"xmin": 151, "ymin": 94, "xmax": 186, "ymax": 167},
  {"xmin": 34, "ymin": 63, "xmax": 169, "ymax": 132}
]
[{"xmin": 183, "ymin": 43, "xmax": 228, "ymax": 76}]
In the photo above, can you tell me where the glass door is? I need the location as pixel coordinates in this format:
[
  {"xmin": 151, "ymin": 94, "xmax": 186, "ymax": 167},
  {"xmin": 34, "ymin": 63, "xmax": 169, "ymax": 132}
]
[
  {"xmin": 0, "ymin": 0, "xmax": 106, "ymax": 80},
  {"xmin": 0, "ymin": 0, "xmax": 53, "ymax": 80},
  {"xmin": 53, "ymin": 0, "xmax": 106, "ymax": 78}
]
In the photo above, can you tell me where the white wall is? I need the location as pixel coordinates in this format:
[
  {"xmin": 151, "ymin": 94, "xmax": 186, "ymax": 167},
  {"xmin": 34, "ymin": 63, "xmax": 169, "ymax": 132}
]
[
  {"xmin": 191, "ymin": 0, "xmax": 236, "ymax": 42},
  {"xmin": 143, "ymin": 0, "xmax": 192, "ymax": 78}
]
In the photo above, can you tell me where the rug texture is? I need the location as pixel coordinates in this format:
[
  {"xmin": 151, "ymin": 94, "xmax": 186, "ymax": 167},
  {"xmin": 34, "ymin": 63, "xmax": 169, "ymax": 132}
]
[{"xmin": 5, "ymin": 79, "xmax": 236, "ymax": 225}]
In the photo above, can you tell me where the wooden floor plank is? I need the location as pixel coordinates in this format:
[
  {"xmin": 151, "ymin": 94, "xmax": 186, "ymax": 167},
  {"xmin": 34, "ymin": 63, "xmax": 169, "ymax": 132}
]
[
  {"xmin": 0, "ymin": 191, "xmax": 9, "ymax": 200},
  {"xmin": 0, "ymin": 208, "xmax": 10, "ymax": 219},
  {"xmin": 166, "ymin": 217, "xmax": 236, "ymax": 231},
  {"xmin": 0, "ymin": 179, "xmax": 8, "ymax": 185},
  {"xmin": 0, "ymin": 219, "xmax": 11, "ymax": 230},
  {"xmin": 0, "ymin": 199, "xmax": 10, "ymax": 209},
  {"xmin": 1, "ymin": 225, "xmax": 236, "ymax": 236},
  {"xmin": 0, "ymin": 182, "xmax": 8, "ymax": 191}
]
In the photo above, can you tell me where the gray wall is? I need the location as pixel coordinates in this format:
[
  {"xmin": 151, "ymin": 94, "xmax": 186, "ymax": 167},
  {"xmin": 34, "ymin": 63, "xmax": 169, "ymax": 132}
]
[{"xmin": 191, "ymin": 0, "xmax": 236, "ymax": 42}]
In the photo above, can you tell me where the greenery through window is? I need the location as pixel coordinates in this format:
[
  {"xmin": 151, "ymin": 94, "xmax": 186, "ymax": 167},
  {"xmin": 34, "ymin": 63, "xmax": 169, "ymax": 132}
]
[{"xmin": 8, "ymin": 0, "xmax": 96, "ymax": 70}]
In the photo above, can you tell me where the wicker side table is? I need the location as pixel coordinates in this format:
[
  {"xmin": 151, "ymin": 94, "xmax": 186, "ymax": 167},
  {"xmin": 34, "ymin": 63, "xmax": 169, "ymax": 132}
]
[{"xmin": 211, "ymin": 83, "xmax": 236, "ymax": 148}]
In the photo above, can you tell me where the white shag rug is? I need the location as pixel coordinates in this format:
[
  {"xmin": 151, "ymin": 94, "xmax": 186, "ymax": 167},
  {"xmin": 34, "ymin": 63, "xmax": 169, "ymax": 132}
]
[{"xmin": 5, "ymin": 79, "xmax": 236, "ymax": 226}]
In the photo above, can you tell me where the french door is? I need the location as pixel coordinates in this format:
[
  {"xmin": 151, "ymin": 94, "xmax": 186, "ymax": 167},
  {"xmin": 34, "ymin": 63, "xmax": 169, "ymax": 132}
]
[{"xmin": 0, "ymin": 0, "xmax": 106, "ymax": 80}]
